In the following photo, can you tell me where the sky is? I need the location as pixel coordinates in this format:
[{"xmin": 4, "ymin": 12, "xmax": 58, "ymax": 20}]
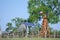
[{"xmin": 0, "ymin": 0, "xmax": 60, "ymax": 31}]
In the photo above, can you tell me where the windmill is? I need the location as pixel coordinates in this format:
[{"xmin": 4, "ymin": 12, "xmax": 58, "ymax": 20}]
[{"xmin": 39, "ymin": 11, "xmax": 50, "ymax": 38}]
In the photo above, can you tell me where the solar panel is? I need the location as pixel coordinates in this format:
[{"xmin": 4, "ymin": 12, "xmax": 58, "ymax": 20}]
[{"xmin": 21, "ymin": 22, "xmax": 35, "ymax": 27}]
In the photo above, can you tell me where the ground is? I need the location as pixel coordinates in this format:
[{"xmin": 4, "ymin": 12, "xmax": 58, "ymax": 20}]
[{"xmin": 1, "ymin": 37, "xmax": 60, "ymax": 40}]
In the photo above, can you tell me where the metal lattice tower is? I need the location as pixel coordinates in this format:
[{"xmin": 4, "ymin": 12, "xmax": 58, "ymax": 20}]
[{"xmin": 39, "ymin": 14, "xmax": 50, "ymax": 38}]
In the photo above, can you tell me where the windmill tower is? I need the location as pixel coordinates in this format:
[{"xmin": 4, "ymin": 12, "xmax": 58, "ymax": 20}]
[{"xmin": 39, "ymin": 11, "xmax": 50, "ymax": 38}]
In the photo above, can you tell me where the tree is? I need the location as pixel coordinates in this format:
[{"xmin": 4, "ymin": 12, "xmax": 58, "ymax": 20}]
[
  {"xmin": 11, "ymin": 17, "xmax": 28, "ymax": 32},
  {"xmin": 57, "ymin": 31, "xmax": 60, "ymax": 35},
  {"xmin": 6, "ymin": 17, "xmax": 28, "ymax": 37},
  {"xmin": 12, "ymin": 17, "xmax": 27, "ymax": 28},
  {"xmin": 6, "ymin": 22, "xmax": 13, "ymax": 32},
  {"xmin": 28, "ymin": 0, "xmax": 60, "ymax": 23},
  {"xmin": 6, "ymin": 17, "xmax": 27, "ymax": 31},
  {"xmin": 28, "ymin": 0, "xmax": 60, "ymax": 37},
  {"xmin": 12, "ymin": 17, "xmax": 22, "ymax": 28}
]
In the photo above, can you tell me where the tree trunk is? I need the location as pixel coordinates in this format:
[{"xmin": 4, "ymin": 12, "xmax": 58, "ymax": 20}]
[{"xmin": 40, "ymin": 14, "xmax": 50, "ymax": 38}]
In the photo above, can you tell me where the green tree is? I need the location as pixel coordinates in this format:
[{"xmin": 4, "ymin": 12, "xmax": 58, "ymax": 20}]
[
  {"xmin": 12, "ymin": 17, "xmax": 27, "ymax": 28},
  {"xmin": 28, "ymin": 0, "xmax": 60, "ymax": 37},
  {"xmin": 6, "ymin": 17, "xmax": 28, "ymax": 37},
  {"xmin": 12, "ymin": 17, "xmax": 22, "ymax": 28},
  {"xmin": 6, "ymin": 17, "xmax": 27, "ymax": 32},
  {"xmin": 57, "ymin": 30, "xmax": 60, "ymax": 35},
  {"xmin": 28, "ymin": 0, "xmax": 60, "ymax": 24},
  {"xmin": 6, "ymin": 22, "xmax": 13, "ymax": 32},
  {"xmin": 49, "ymin": 27, "xmax": 54, "ymax": 35}
]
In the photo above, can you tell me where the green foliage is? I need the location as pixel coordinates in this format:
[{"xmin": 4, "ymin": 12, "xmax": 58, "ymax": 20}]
[
  {"xmin": 6, "ymin": 22, "xmax": 12, "ymax": 27},
  {"xmin": 6, "ymin": 22, "xmax": 13, "ymax": 32},
  {"xmin": 28, "ymin": 0, "xmax": 60, "ymax": 24},
  {"xmin": 48, "ymin": 11, "xmax": 59, "ymax": 24},
  {"xmin": 49, "ymin": 27, "xmax": 54, "ymax": 35},
  {"xmin": 57, "ymin": 31, "xmax": 60, "ymax": 35},
  {"xmin": 12, "ymin": 17, "xmax": 21, "ymax": 27},
  {"xmin": 6, "ymin": 17, "xmax": 27, "ymax": 32}
]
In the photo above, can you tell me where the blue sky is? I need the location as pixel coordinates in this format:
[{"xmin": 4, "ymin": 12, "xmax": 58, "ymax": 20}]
[{"xmin": 0, "ymin": 0, "xmax": 60, "ymax": 31}]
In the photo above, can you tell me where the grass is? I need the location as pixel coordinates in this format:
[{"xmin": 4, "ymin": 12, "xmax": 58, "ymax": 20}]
[{"xmin": 1, "ymin": 37, "xmax": 60, "ymax": 40}]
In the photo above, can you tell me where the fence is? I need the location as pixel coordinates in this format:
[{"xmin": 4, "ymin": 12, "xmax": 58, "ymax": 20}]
[{"xmin": 1, "ymin": 32, "xmax": 60, "ymax": 38}]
